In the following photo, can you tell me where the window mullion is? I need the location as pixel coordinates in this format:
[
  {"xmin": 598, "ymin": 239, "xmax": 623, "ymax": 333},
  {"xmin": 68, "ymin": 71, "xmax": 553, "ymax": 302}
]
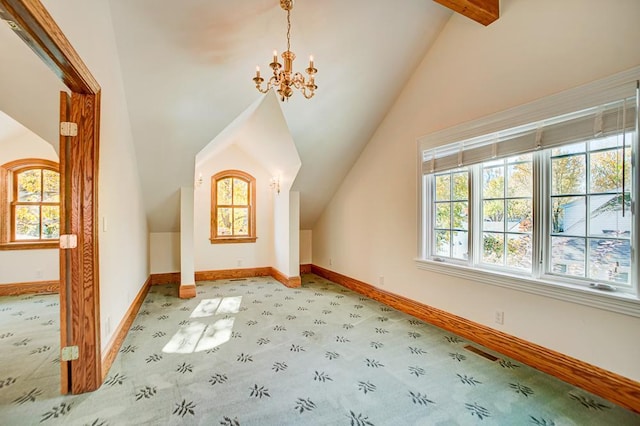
[
  {"xmin": 532, "ymin": 150, "xmax": 545, "ymax": 279},
  {"xmin": 471, "ymin": 164, "xmax": 482, "ymax": 267}
]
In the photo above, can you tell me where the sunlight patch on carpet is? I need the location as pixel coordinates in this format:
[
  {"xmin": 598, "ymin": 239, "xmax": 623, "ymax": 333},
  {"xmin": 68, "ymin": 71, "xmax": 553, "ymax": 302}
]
[{"xmin": 164, "ymin": 296, "xmax": 242, "ymax": 353}]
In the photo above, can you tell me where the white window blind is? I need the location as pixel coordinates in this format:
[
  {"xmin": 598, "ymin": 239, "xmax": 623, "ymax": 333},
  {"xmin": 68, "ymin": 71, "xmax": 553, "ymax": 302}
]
[{"xmin": 422, "ymin": 84, "xmax": 638, "ymax": 174}]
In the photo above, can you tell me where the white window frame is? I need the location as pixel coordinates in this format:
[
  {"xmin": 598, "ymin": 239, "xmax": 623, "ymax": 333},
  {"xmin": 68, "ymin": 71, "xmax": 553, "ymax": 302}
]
[{"xmin": 416, "ymin": 67, "xmax": 640, "ymax": 318}]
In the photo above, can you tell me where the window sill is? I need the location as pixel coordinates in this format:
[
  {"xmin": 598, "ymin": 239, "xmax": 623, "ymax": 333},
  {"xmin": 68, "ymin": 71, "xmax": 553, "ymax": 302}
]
[
  {"xmin": 210, "ymin": 237, "xmax": 257, "ymax": 244},
  {"xmin": 0, "ymin": 241, "xmax": 59, "ymax": 251},
  {"xmin": 415, "ymin": 258, "xmax": 640, "ymax": 318}
]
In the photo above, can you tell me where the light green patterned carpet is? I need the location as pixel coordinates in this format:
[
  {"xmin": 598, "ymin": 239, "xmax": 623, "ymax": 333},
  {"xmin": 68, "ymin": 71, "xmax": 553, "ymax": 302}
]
[{"xmin": 0, "ymin": 274, "xmax": 638, "ymax": 425}]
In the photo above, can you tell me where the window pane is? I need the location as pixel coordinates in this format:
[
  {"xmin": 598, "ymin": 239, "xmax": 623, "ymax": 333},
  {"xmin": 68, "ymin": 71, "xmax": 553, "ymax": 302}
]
[
  {"xmin": 435, "ymin": 203, "xmax": 450, "ymax": 229},
  {"xmin": 15, "ymin": 205, "xmax": 40, "ymax": 240},
  {"xmin": 41, "ymin": 206, "xmax": 60, "ymax": 239},
  {"xmin": 217, "ymin": 178, "xmax": 232, "ymax": 205},
  {"xmin": 482, "ymin": 232, "xmax": 504, "ymax": 265},
  {"xmin": 552, "ymin": 155, "xmax": 585, "ymax": 195},
  {"xmin": 233, "ymin": 178, "xmax": 248, "ymax": 205},
  {"xmin": 233, "ymin": 208, "xmax": 249, "ymax": 235},
  {"xmin": 589, "ymin": 149, "xmax": 630, "ymax": 194},
  {"xmin": 452, "ymin": 172, "xmax": 468, "ymax": 200},
  {"xmin": 435, "ymin": 230, "xmax": 450, "ymax": 257},
  {"xmin": 435, "ymin": 175, "xmax": 450, "ymax": 201},
  {"xmin": 452, "ymin": 202, "xmax": 468, "ymax": 230},
  {"xmin": 552, "ymin": 142, "xmax": 585, "ymax": 156},
  {"xmin": 588, "ymin": 239, "xmax": 630, "ymax": 284},
  {"xmin": 507, "ymin": 154, "xmax": 532, "ymax": 163},
  {"xmin": 506, "ymin": 234, "xmax": 532, "ymax": 270},
  {"xmin": 551, "ymin": 196, "xmax": 585, "ymax": 235},
  {"xmin": 42, "ymin": 170, "xmax": 59, "ymax": 202},
  {"xmin": 17, "ymin": 169, "xmax": 42, "ymax": 202},
  {"xmin": 507, "ymin": 199, "xmax": 532, "ymax": 233},
  {"xmin": 451, "ymin": 231, "xmax": 468, "ymax": 260},
  {"xmin": 217, "ymin": 208, "xmax": 232, "ymax": 235},
  {"xmin": 551, "ymin": 236, "xmax": 585, "ymax": 277},
  {"xmin": 589, "ymin": 194, "xmax": 631, "ymax": 238},
  {"xmin": 483, "ymin": 200, "xmax": 504, "ymax": 232},
  {"xmin": 507, "ymin": 162, "xmax": 532, "ymax": 197},
  {"xmin": 590, "ymin": 134, "xmax": 630, "ymax": 151},
  {"xmin": 483, "ymin": 166, "xmax": 504, "ymax": 198}
]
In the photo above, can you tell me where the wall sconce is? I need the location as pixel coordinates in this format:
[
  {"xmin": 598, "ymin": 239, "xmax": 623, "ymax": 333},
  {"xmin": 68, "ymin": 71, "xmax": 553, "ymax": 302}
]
[
  {"xmin": 195, "ymin": 173, "xmax": 203, "ymax": 188},
  {"xmin": 269, "ymin": 176, "xmax": 281, "ymax": 194}
]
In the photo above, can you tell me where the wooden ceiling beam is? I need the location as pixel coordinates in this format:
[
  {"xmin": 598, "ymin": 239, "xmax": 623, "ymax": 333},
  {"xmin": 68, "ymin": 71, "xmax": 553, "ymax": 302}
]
[{"xmin": 434, "ymin": 0, "xmax": 499, "ymax": 26}]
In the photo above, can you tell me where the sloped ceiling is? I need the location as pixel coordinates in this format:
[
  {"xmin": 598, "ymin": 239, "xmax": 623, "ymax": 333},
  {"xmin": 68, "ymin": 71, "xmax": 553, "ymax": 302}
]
[
  {"xmin": 107, "ymin": 0, "xmax": 452, "ymax": 231},
  {"xmin": 195, "ymin": 90, "xmax": 301, "ymax": 191}
]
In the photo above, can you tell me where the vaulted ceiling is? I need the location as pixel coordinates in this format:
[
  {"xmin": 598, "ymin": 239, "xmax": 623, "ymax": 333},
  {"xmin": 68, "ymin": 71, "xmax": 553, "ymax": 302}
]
[
  {"xmin": 1, "ymin": 0, "xmax": 498, "ymax": 232},
  {"xmin": 106, "ymin": 0, "xmax": 455, "ymax": 231}
]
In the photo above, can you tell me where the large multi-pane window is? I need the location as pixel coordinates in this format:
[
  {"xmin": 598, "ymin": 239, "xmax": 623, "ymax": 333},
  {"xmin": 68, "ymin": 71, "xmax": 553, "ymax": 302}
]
[
  {"xmin": 210, "ymin": 170, "xmax": 256, "ymax": 244},
  {"xmin": 421, "ymin": 90, "xmax": 638, "ymax": 297}
]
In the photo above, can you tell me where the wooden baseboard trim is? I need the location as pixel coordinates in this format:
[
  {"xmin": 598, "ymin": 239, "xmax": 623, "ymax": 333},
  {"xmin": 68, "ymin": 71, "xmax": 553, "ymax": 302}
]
[
  {"xmin": 195, "ymin": 267, "xmax": 272, "ymax": 281},
  {"xmin": 271, "ymin": 267, "xmax": 301, "ymax": 288},
  {"xmin": 101, "ymin": 276, "xmax": 151, "ymax": 381},
  {"xmin": 0, "ymin": 280, "xmax": 59, "ymax": 296},
  {"xmin": 300, "ymin": 264, "xmax": 312, "ymax": 274},
  {"xmin": 310, "ymin": 264, "xmax": 640, "ymax": 414},
  {"xmin": 151, "ymin": 267, "xmax": 301, "ymax": 290},
  {"xmin": 150, "ymin": 272, "xmax": 180, "ymax": 285},
  {"xmin": 179, "ymin": 283, "xmax": 196, "ymax": 299}
]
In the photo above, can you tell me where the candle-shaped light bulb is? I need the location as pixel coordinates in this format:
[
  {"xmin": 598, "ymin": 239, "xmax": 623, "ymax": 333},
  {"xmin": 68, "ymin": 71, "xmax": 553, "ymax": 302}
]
[
  {"xmin": 309, "ymin": 55, "xmax": 314, "ymax": 68},
  {"xmin": 256, "ymin": 66, "xmax": 261, "ymax": 78},
  {"xmin": 273, "ymin": 50, "xmax": 278, "ymax": 63}
]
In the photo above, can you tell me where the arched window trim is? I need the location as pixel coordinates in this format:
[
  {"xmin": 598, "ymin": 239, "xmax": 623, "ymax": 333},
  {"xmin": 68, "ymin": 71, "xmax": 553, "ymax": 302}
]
[
  {"xmin": 210, "ymin": 169, "xmax": 257, "ymax": 244},
  {"xmin": 0, "ymin": 158, "xmax": 60, "ymax": 250}
]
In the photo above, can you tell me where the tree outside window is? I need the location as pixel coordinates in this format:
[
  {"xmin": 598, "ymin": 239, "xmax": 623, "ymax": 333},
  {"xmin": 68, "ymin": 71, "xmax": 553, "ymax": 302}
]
[{"xmin": 14, "ymin": 167, "xmax": 60, "ymax": 240}]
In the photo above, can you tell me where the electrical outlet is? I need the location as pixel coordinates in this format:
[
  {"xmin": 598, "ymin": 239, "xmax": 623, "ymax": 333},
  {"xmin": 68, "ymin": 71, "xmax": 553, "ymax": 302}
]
[
  {"xmin": 237, "ymin": 259, "xmax": 243, "ymax": 267},
  {"xmin": 35, "ymin": 269, "xmax": 43, "ymax": 279},
  {"xmin": 495, "ymin": 310, "xmax": 504, "ymax": 325},
  {"xmin": 378, "ymin": 276, "xmax": 384, "ymax": 286},
  {"xmin": 329, "ymin": 258, "xmax": 333, "ymax": 266}
]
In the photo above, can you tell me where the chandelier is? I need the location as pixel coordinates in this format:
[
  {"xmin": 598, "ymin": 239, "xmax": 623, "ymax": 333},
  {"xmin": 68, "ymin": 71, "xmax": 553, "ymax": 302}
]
[{"xmin": 253, "ymin": 0, "xmax": 317, "ymax": 101}]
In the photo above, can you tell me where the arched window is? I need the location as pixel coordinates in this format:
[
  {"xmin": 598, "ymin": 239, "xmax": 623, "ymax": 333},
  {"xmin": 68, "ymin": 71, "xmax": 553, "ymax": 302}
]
[
  {"xmin": 1, "ymin": 159, "xmax": 60, "ymax": 249},
  {"xmin": 210, "ymin": 170, "xmax": 256, "ymax": 243}
]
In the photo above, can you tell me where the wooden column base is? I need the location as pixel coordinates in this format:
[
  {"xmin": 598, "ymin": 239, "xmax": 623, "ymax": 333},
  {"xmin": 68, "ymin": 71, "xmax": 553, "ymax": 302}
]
[
  {"xmin": 271, "ymin": 267, "xmax": 301, "ymax": 288},
  {"xmin": 179, "ymin": 283, "xmax": 196, "ymax": 299}
]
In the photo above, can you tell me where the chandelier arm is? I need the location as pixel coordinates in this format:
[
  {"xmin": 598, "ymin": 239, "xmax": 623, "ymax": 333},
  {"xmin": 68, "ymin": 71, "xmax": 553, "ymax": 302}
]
[{"xmin": 300, "ymin": 87, "xmax": 315, "ymax": 99}]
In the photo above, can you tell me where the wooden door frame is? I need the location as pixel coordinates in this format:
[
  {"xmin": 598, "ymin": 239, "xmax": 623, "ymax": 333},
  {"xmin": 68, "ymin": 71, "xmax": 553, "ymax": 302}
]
[{"xmin": 0, "ymin": 0, "xmax": 102, "ymax": 393}]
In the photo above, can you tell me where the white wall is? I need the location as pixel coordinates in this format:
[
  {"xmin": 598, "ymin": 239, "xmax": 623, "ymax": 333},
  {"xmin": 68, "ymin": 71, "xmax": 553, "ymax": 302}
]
[
  {"xmin": 300, "ymin": 230, "xmax": 312, "ymax": 265},
  {"xmin": 0, "ymin": 126, "xmax": 58, "ymax": 165},
  {"xmin": 180, "ymin": 187, "xmax": 195, "ymax": 285},
  {"xmin": 42, "ymin": 0, "xmax": 149, "ymax": 351},
  {"xmin": 313, "ymin": 0, "xmax": 640, "ymax": 381},
  {"xmin": 194, "ymin": 144, "xmax": 274, "ymax": 271},
  {"xmin": 288, "ymin": 192, "xmax": 300, "ymax": 277},
  {"xmin": 149, "ymin": 232, "xmax": 180, "ymax": 273},
  {"xmin": 0, "ymin": 121, "xmax": 60, "ymax": 284},
  {"xmin": 0, "ymin": 19, "xmax": 65, "ymax": 153}
]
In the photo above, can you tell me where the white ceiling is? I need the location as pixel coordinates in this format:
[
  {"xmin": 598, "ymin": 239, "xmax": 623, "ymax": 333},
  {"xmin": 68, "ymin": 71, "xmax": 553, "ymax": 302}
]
[{"xmin": 106, "ymin": 0, "xmax": 452, "ymax": 231}]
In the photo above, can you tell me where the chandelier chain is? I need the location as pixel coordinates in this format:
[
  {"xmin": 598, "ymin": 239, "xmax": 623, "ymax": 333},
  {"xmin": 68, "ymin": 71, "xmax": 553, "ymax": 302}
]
[{"xmin": 286, "ymin": 9, "xmax": 291, "ymax": 52}]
